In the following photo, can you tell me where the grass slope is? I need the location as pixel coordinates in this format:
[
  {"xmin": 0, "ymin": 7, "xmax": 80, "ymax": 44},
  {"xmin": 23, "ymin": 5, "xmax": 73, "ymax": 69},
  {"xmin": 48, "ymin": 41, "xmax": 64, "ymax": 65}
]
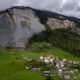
[
  {"xmin": 0, "ymin": 48, "xmax": 80, "ymax": 80},
  {"xmin": 29, "ymin": 29, "xmax": 80, "ymax": 57}
]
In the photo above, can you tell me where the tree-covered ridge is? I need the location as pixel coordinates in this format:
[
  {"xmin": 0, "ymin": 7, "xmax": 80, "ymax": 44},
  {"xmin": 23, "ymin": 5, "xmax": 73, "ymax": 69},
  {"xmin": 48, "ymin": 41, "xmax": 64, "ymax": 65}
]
[
  {"xmin": 29, "ymin": 29, "xmax": 80, "ymax": 57},
  {"xmin": 34, "ymin": 9, "xmax": 80, "ymax": 27}
]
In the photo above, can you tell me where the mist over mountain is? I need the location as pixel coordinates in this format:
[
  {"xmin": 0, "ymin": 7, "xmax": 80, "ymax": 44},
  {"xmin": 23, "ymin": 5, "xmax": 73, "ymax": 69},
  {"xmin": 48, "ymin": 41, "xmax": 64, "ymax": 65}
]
[
  {"xmin": 0, "ymin": 0, "xmax": 80, "ymax": 18},
  {"xmin": 0, "ymin": 6, "xmax": 80, "ymax": 48},
  {"xmin": 0, "ymin": 1, "xmax": 80, "ymax": 80}
]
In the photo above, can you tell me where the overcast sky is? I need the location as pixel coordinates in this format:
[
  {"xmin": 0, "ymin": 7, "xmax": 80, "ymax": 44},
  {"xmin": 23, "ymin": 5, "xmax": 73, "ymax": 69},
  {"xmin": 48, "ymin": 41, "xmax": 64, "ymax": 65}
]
[{"xmin": 0, "ymin": 0, "xmax": 80, "ymax": 18}]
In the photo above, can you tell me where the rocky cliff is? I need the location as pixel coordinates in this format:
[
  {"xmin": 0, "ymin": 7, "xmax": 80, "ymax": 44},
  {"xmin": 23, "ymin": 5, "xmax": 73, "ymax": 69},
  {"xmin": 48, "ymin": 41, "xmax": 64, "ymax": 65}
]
[
  {"xmin": 0, "ymin": 6, "xmax": 80, "ymax": 48},
  {"xmin": 0, "ymin": 7, "xmax": 45, "ymax": 48},
  {"xmin": 46, "ymin": 17, "xmax": 75, "ymax": 29}
]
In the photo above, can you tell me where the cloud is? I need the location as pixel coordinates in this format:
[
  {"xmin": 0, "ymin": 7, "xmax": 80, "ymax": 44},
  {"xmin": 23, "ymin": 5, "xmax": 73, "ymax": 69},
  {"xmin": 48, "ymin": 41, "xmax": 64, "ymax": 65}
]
[
  {"xmin": 0, "ymin": 0, "xmax": 16, "ymax": 11},
  {"xmin": 15, "ymin": 0, "xmax": 80, "ymax": 18},
  {"xmin": 76, "ymin": 7, "xmax": 80, "ymax": 11},
  {"xmin": 61, "ymin": 0, "xmax": 78, "ymax": 11},
  {"xmin": 16, "ymin": 0, "xmax": 62, "ymax": 10},
  {"xmin": 58, "ymin": 0, "xmax": 80, "ymax": 17},
  {"xmin": 0, "ymin": 0, "xmax": 80, "ymax": 18}
]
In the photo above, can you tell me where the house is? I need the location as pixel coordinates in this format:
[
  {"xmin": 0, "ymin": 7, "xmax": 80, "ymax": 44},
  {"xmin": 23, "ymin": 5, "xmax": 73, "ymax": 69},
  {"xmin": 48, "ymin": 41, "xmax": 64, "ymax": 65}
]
[
  {"xmin": 43, "ymin": 71, "xmax": 50, "ymax": 76},
  {"xmin": 63, "ymin": 71, "xmax": 71, "ymax": 79}
]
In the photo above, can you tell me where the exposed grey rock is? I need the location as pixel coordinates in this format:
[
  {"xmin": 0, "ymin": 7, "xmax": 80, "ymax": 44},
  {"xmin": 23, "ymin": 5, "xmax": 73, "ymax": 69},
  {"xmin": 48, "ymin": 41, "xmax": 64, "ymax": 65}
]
[
  {"xmin": 0, "ymin": 7, "xmax": 80, "ymax": 48},
  {"xmin": 0, "ymin": 8, "xmax": 45, "ymax": 48}
]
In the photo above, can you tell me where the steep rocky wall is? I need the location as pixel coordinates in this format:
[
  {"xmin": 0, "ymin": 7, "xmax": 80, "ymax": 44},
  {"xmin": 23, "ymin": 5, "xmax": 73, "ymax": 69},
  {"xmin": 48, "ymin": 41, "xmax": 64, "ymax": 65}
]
[
  {"xmin": 0, "ymin": 13, "xmax": 14, "ymax": 47},
  {"xmin": 0, "ymin": 7, "xmax": 80, "ymax": 48},
  {"xmin": 0, "ymin": 8, "xmax": 45, "ymax": 48},
  {"xmin": 46, "ymin": 17, "xmax": 76, "ymax": 29}
]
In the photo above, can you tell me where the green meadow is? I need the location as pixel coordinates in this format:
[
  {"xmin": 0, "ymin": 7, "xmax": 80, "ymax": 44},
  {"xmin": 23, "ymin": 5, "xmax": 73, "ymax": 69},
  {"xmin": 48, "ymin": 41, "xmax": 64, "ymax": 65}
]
[{"xmin": 0, "ymin": 48, "xmax": 80, "ymax": 80}]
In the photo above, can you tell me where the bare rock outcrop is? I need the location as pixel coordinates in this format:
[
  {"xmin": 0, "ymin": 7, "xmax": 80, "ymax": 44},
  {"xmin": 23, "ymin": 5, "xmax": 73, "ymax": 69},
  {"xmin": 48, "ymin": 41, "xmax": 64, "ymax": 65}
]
[
  {"xmin": 0, "ymin": 8, "xmax": 45, "ymax": 48},
  {"xmin": 0, "ymin": 7, "xmax": 80, "ymax": 48},
  {"xmin": 47, "ymin": 18, "xmax": 76, "ymax": 29}
]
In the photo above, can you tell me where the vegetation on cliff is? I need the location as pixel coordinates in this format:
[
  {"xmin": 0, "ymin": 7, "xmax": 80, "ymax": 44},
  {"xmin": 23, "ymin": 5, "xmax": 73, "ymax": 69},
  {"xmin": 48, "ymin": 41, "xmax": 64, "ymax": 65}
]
[{"xmin": 28, "ymin": 28, "xmax": 80, "ymax": 57}]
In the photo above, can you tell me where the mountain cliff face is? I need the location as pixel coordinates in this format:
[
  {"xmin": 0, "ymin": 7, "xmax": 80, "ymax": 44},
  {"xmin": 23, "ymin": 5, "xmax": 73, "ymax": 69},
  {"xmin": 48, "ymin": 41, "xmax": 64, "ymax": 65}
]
[
  {"xmin": 46, "ymin": 17, "xmax": 75, "ymax": 29},
  {"xmin": 0, "ymin": 7, "xmax": 45, "ymax": 48},
  {"xmin": 0, "ymin": 7, "xmax": 80, "ymax": 48}
]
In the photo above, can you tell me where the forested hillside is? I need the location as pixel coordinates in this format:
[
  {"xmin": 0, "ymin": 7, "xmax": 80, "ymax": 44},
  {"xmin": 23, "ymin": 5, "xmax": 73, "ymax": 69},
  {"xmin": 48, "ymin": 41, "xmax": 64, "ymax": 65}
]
[{"xmin": 29, "ymin": 29, "xmax": 80, "ymax": 57}]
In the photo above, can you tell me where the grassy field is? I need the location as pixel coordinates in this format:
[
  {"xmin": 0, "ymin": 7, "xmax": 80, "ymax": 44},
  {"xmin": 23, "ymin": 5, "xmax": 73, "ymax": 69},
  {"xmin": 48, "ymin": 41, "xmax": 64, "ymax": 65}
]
[{"xmin": 0, "ymin": 48, "xmax": 80, "ymax": 80}]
